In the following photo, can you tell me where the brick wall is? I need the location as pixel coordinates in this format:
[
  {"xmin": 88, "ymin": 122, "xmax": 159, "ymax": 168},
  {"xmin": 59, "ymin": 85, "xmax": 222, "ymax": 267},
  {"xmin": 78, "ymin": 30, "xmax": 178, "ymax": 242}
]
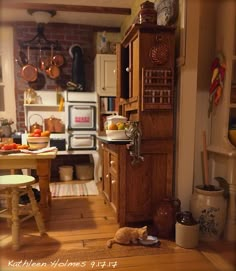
[{"xmin": 13, "ymin": 22, "xmax": 96, "ymax": 132}]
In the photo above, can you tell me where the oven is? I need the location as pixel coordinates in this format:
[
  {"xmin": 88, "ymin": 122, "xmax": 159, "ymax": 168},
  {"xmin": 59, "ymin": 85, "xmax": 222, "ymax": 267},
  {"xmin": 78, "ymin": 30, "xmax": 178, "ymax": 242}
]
[
  {"xmin": 68, "ymin": 104, "xmax": 96, "ymax": 130},
  {"xmin": 65, "ymin": 91, "xmax": 98, "ymax": 151},
  {"xmin": 68, "ymin": 133, "xmax": 96, "ymax": 150}
]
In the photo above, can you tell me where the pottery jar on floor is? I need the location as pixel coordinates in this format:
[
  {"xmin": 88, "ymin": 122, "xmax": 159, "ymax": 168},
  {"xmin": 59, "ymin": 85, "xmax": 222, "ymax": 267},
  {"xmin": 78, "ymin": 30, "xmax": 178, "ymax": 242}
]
[
  {"xmin": 190, "ymin": 186, "xmax": 227, "ymax": 241},
  {"xmin": 153, "ymin": 197, "xmax": 181, "ymax": 239},
  {"xmin": 175, "ymin": 211, "xmax": 199, "ymax": 248}
]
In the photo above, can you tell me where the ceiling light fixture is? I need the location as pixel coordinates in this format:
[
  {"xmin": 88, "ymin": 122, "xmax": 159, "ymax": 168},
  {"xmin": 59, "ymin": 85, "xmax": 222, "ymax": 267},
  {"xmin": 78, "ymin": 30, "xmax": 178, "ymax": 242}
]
[
  {"xmin": 19, "ymin": 9, "xmax": 60, "ymax": 50},
  {"xmin": 28, "ymin": 9, "xmax": 56, "ymax": 24}
]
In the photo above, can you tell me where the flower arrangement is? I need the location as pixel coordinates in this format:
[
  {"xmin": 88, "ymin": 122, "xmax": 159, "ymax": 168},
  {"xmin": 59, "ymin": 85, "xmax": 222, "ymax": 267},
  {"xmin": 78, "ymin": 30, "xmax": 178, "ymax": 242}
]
[{"xmin": 0, "ymin": 118, "xmax": 14, "ymax": 126}]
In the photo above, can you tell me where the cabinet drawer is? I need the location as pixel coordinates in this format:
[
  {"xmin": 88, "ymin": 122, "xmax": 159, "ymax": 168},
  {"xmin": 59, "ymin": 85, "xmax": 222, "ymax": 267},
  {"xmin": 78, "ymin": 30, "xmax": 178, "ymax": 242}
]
[{"xmin": 109, "ymin": 153, "xmax": 118, "ymax": 173}]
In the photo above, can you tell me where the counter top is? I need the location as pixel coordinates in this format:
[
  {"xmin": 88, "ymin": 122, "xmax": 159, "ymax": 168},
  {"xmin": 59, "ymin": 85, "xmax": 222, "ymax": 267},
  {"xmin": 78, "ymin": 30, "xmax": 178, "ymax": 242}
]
[{"xmin": 97, "ymin": 136, "xmax": 131, "ymax": 145}]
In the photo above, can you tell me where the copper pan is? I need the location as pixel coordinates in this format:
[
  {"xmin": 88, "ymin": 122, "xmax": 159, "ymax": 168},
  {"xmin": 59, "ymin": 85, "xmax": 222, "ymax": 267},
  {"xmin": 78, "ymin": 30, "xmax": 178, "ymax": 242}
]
[
  {"xmin": 45, "ymin": 46, "xmax": 60, "ymax": 79},
  {"xmin": 21, "ymin": 46, "xmax": 38, "ymax": 82},
  {"xmin": 52, "ymin": 54, "xmax": 64, "ymax": 67},
  {"xmin": 46, "ymin": 64, "xmax": 60, "ymax": 79}
]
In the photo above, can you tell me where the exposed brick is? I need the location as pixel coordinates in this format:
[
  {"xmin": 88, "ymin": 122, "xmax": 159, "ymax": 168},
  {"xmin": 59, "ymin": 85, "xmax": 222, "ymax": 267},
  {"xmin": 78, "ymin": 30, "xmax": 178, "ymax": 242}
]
[{"xmin": 14, "ymin": 22, "xmax": 96, "ymax": 131}]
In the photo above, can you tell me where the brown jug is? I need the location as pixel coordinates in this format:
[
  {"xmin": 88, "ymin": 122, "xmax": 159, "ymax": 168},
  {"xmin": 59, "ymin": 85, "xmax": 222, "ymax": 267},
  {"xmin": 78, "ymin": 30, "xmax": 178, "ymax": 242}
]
[{"xmin": 153, "ymin": 198, "xmax": 181, "ymax": 239}]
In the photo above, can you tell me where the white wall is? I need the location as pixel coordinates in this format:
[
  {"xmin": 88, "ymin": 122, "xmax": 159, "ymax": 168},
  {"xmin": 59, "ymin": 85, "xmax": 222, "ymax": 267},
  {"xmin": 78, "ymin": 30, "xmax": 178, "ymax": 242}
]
[
  {"xmin": 175, "ymin": 0, "xmax": 200, "ymax": 210},
  {"xmin": 0, "ymin": 27, "xmax": 16, "ymax": 131}
]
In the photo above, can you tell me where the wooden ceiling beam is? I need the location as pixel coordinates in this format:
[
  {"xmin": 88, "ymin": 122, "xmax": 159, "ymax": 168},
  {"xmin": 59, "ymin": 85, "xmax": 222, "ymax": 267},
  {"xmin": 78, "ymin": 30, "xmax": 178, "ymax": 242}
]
[{"xmin": 1, "ymin": 2, "xmax": 131, "ymax": 15}]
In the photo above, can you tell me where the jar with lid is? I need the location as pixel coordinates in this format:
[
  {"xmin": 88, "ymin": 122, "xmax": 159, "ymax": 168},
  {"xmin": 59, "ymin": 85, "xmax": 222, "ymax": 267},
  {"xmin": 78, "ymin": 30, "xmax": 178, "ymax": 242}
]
[
  {"xmin": 138, "ymin": 1, "xmax": 157, "ymax": 24},
  {"xmin": 175, "ymin": 211, "xmax": 199, "ymax": 248}
]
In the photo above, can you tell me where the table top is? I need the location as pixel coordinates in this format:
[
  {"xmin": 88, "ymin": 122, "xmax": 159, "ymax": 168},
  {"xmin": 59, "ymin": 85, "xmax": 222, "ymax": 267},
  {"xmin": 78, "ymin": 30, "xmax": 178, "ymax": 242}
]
[{"xmin": 0, "ymin": 150, "xmax": 57, "ymax": 160}]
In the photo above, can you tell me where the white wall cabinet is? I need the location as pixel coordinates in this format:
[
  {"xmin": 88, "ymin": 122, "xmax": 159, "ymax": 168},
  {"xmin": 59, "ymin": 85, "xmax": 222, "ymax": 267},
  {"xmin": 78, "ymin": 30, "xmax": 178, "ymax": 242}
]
[{"xmin": 95, "ymin": 54, "xmax": 117, "ymax": 96}]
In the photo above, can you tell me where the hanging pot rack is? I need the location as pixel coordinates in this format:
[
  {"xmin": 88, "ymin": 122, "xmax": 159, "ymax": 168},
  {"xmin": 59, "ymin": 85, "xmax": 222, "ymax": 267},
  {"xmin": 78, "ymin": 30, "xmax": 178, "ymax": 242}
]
[{"xmin": 18, "ymin": 10, "xmax": 61, "ymax": 50}]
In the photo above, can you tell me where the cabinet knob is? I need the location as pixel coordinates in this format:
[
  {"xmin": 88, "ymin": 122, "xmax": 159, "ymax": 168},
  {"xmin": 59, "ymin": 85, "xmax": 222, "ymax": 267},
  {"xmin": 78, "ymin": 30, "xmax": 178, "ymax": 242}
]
[
  {"xmin": 110, "ymin": 160, "xmax": 115, "ymax": 165},
  {"xmin": 101, "ymin": 143, "xmax": 104, "ymax": 148},
  {"xmin": 113, "ymin": 69, "xmax": 116, "ymax": 74},
  {"xmin": 102, "ymin": 87, "xmax": 105, "ymax": 90},
  {"xmin": 106, "ymin": 174, "xmax": 109, "ymax": 178},
  {"xmin": 126, "ymin": 67, "xmax": 131, "ymax": 72},
  {"xmin": 111, "ymin": 180, "xmax": 116, "ymax": 184}
]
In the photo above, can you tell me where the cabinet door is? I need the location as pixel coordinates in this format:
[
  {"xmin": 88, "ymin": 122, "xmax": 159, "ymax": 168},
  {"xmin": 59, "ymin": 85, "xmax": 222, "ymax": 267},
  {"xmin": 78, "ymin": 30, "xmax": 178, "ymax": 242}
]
[
  {"xmin": 102, "ymin": 148, "xmax": 110, "ymax": 200},
  {"xmin": 96, "ymin": 54, "xmax": 117, "ymax": 96}
]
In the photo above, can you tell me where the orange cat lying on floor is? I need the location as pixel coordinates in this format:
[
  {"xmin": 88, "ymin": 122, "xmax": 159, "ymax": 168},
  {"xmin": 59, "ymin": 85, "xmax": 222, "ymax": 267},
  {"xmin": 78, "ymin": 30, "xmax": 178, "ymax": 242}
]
[{"xmin": 107, "ymin": 226, "xmax": 148, "ymax": 248}]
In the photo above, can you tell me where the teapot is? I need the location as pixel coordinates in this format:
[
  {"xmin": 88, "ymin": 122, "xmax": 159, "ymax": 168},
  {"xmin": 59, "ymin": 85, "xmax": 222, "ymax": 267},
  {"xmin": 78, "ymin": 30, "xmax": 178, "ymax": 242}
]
[{"xmin": 29, "ymin": 114, "xmax": 43, "ymax": 133}]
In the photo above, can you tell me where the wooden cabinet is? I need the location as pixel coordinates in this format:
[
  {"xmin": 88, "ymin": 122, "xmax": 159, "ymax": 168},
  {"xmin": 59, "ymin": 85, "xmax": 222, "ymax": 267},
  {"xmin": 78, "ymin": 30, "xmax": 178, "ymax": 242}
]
[
  {"xmin": 102, "ymin": 144, "xmax": 119, "ymax": 212},
  {"xmin": 100, "ymin": 24, "xmax": 176, "ymax": 226},
  {"xmin": 95, "ymin": 54, "xmax": 117, "ymax": 96},
  {"xmin": 101, "ymin": 140, "xmax": 174, "ymax": 226},
  {"xmin": 117, "ymin": 24, "xmax": 175, "ymax": 122}
]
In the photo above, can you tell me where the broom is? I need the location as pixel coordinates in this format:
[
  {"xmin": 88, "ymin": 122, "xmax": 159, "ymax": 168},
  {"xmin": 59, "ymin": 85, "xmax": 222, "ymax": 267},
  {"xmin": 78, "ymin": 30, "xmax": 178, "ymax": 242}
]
[{"xmin": 202, "ymin": 131, "xmax": 215, "ymax": 190}]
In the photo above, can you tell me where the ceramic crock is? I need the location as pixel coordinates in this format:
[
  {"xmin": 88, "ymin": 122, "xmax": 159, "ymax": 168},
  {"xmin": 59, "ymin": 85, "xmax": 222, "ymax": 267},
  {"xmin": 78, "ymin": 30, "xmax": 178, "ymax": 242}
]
[
  {"xmin": 105, "ymin": 115, "xmax": 127, "ymax": 129},
  {"xmin": 190, "ymin": 186, "xmax": 227, "ymax": 241},
  {"xmin": 175, "ymin": 211, "xmax": 199, "ymax": 248}
]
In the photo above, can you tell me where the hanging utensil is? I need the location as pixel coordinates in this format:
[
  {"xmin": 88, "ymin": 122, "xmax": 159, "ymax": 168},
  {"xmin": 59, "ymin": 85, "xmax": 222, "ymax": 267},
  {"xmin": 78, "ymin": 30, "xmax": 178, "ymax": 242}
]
[
  {"xmin": 46, "ymin": 45, "xmax": 60, "ymax": 79},
  {"xmin": 21, "ymin": 46, "xmax": 38, "ymax": 82},
  {"xmin": 19, "ymin": 49, "xmax": 28, "ymax": 65},
  {"xmin": 52, "ymin": 54, "xmax": 64, "ymax": 67}
]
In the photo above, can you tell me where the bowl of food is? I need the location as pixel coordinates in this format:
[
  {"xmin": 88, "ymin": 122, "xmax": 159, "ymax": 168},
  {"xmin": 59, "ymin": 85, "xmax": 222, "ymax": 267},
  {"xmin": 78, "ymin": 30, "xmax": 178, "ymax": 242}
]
[
  {"xmin": 139, "ymin": 235, "xmax": 160, "ymax": 246},
  {"xmin": 27, "ymin": 136, "xmax": 50, "ymax": 150},
  {"xmin": 105, "ymin": 115, "xmax": 127, "ymax": 130}
]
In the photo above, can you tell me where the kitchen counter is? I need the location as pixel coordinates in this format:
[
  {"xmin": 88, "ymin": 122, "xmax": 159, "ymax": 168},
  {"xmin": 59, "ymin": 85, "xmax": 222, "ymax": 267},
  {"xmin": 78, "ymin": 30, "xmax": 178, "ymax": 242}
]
[{"xmin": 97, "ymin": 136, "xmax": 131, "ymax": 145}]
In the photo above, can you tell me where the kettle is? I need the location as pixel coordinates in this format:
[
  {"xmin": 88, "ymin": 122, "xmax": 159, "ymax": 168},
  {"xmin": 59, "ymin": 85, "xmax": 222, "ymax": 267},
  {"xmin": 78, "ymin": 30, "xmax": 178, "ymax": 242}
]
[{"xmin": 29, "ymin": 114, "xmax": 43, "ymax": 133}]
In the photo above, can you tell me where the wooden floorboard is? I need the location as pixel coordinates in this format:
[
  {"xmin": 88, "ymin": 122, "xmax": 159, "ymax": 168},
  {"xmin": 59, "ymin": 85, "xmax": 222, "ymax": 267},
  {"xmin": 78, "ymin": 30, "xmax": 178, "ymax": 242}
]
[{"xmin": 0, "ymin": 191, "xmax": 235, "ymax": 271}]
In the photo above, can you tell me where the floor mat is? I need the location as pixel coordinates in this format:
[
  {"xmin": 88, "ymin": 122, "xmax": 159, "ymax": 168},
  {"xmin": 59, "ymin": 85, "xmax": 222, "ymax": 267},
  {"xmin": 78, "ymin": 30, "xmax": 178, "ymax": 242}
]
[{"xmin": 33, "ymin": 180, "xmax": 99, "ymax": 197}]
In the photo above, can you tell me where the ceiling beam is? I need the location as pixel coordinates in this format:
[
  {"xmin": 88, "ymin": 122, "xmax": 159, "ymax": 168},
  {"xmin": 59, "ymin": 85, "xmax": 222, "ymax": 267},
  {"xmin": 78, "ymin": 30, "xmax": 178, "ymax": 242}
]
[{"xmin": 1, "ymin": 2, "xmax": 131, "ymax": 15}]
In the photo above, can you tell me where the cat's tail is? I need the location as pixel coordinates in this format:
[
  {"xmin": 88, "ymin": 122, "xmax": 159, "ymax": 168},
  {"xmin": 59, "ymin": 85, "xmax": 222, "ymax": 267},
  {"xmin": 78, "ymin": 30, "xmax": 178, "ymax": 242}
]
[{"xmin": 107, "ymin": 238, "xmax": 116, "ymax": 248}]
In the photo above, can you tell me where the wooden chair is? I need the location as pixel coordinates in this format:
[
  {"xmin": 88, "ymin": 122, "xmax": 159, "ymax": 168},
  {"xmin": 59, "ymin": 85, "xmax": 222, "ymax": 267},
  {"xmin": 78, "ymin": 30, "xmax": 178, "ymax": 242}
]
[{"xmin": 0, "ymin": 175, "xmax": 46, "ymax": 250}]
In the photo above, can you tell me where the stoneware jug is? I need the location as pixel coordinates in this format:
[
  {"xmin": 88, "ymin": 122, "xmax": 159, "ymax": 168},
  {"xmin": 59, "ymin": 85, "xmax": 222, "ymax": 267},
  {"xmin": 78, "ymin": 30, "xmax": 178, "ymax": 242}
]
[
  {"xmin": 190, "ymin": 185, "xmax": 227, "ymax": 241},
  {"xmin": 153, "ymin": 197, "xmax": 181, "ymax": 239},
  {"xmin": 175, "ymin": 211, "xmax": 199, "ymax": 248}
]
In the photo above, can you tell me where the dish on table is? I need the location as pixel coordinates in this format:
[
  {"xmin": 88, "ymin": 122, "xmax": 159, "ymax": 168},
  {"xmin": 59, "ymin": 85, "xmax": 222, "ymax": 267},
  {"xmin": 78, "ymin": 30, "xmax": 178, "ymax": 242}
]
[
  {"xmin": 139, "ymin": 235, "xmax": 159, "ymax": 246},
  {"xmin": 0, "ymin": 149, "xmax": 21, "ymax": 155}
]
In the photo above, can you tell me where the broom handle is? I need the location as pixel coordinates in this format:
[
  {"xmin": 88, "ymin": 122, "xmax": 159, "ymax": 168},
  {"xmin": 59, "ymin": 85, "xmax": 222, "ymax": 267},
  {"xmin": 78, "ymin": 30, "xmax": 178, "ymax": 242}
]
[{"xmin": 202, "ymin": 131, "xmax": 209, "ymax": 186}]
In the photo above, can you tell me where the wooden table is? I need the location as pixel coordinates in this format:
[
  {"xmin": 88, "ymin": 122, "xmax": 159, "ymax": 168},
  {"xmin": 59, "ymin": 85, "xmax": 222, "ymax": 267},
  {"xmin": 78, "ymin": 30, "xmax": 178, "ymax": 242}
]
[{"xmin": 0, "ymin": 150, "xmax": 57, "ymax": 220}]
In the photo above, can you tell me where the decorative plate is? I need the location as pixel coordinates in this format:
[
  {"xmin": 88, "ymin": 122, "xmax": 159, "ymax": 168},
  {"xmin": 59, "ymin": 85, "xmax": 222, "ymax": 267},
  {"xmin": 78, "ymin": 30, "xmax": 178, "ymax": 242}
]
[
  {"xmin": 149, "ymin": 35, "xmax": 169, "ymax": 65},
  {"xmin": 154, "ymin": 0, "xmax": 179, "ymax": 26}
]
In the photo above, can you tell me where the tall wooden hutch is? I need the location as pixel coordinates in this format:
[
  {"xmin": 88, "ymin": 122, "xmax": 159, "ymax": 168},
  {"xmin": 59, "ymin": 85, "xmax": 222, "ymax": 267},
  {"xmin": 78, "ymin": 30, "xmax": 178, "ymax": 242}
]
[{"xmin": 100, "ymin": 24, "xmax": 176, "ymax": 226}]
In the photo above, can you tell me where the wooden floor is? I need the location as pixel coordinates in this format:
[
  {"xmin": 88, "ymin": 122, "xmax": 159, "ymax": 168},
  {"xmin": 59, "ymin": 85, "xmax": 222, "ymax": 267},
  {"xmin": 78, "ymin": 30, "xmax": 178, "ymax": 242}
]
[{"xmin": 0, "ymin": 189, "xmax": 235, "ymax": 271}]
